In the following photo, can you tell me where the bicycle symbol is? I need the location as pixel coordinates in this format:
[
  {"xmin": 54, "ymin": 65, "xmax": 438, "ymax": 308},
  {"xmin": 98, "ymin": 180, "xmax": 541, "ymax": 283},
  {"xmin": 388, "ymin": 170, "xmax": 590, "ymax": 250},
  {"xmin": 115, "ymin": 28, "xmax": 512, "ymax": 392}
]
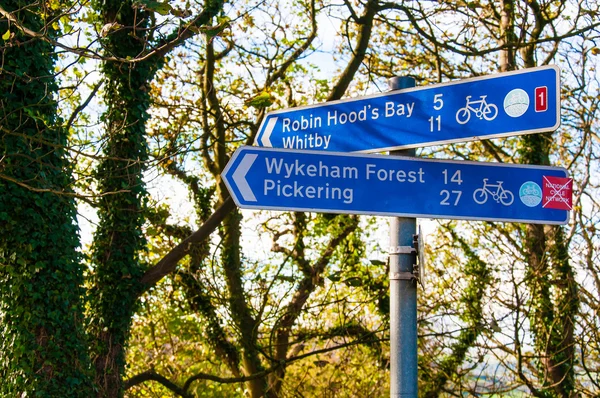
[
  {"xmin": 456, "ymin": 95, "xmax": 499, "ymax": 124},
  {"xmin": 521, "ymin": 185, "xmax": 539, "ymax": 196},
  {"xmin": 473, "ymin": 179, "xmax": 514, "ymax": 206}
]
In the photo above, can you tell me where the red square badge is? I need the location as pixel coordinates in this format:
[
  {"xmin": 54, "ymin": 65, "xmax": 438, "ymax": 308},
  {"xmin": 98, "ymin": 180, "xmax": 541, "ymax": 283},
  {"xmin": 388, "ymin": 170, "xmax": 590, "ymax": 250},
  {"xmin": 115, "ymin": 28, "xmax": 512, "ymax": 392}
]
[
  {"xmin": 542, "ymin": 176, "xmax": 573, "ymax": 210},
  {"xmin": 535, "ymin": 86, "xmax": 548, "ymax": 112}
]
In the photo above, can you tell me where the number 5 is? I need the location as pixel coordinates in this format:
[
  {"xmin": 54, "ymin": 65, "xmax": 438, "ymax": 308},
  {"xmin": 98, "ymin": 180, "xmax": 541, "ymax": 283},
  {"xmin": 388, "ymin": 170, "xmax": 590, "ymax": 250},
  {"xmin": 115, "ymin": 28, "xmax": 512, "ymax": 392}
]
[{"xmin": 433, "ymin": 94, "xmax": 444, "ymax": 110}]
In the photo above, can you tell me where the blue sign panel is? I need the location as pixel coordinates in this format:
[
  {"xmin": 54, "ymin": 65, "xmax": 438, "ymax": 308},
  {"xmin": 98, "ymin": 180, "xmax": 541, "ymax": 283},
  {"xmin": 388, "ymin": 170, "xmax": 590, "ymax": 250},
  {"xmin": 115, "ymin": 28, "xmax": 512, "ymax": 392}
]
[
  {"xmin": 255, "ymin": 66, "xmax": 560, "ymax": 153},
  {"xmin": 223, "ymin": 147, "xmax": 570, "ymax": 224}
]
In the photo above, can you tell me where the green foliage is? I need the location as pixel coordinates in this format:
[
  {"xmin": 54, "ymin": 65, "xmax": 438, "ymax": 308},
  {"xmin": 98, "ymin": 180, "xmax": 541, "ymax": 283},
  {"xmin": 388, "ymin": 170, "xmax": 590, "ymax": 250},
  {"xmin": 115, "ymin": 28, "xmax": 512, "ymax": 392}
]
[
  {"xmin": 0, "ymin": 1, "xmax": 92, "ymax": 395},
  {"xmin": 86, "ymin": 1, "xmax": 156, "ymax": 395},
  {"xmin": 420, "ymin": 228, "xmax": 491, "ymax": 397},
  {"xmin": 245, "ymin": 91, "xmax": 275, "ymax": 108},
  {"xmin": 127, "ymin": 282, "xmax": 243, "ymax": 397},
  {"xmin": 283, "ymin": 344, "xmax": 388, "ymax": 397},
  {"xmin": 135, "ymin": 0, "xmax": 173, "ymax": 16}
]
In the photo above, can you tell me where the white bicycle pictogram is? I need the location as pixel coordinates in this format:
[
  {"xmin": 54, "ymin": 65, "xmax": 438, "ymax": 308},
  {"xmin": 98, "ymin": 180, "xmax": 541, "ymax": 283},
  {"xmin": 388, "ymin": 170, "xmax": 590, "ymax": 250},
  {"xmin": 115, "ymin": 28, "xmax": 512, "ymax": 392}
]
[
  {"xmin": 456, "ymin": 95, "xmax": 499, "ymax": 124},
  {"xmin": 473, "ymin": 179, "xmax": 514, "ymax": 206}
]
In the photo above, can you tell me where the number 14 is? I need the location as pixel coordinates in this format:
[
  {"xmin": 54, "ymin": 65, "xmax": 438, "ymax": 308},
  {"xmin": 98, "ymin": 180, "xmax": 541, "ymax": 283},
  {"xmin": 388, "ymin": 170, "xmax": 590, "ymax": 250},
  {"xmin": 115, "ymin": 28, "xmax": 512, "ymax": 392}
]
[{"xmin": 442, "ymin": 169, "xmax": 463, "ymax": 185}]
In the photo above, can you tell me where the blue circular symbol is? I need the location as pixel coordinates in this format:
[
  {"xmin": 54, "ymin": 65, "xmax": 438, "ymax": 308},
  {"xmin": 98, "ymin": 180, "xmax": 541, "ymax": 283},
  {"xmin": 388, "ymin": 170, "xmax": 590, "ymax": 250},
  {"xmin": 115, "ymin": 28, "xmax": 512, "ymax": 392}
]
[{"xmin": 519, "ymin": 181, "xmax": 542, "ymax": 207}]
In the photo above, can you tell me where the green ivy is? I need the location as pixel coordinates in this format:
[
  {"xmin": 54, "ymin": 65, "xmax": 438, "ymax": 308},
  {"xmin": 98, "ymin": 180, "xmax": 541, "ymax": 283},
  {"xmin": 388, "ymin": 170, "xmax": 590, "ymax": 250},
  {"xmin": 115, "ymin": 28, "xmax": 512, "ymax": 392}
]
[
  {"xmin": 86, "ymin": 1, "xmax": 157, "ymax": 395},
  {"xmin": 521, "ymin": 131, "xmax": 577, "ymax": 396},
  {"xmin": 0, "ymin": 1, "xmax": 93, "ymax": 396}
]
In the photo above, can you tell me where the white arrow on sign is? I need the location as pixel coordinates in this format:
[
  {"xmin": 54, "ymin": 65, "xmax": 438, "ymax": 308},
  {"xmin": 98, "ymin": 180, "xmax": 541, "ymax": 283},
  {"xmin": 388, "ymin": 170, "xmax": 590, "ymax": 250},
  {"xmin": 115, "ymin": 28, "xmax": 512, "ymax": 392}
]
[
  {"xmin": 258, "ymin": 117, "xmax": 278, "ymax": 147},
  {"xmin": 232, "ymin": 153, "xmax": 258, "ymax": 201}
]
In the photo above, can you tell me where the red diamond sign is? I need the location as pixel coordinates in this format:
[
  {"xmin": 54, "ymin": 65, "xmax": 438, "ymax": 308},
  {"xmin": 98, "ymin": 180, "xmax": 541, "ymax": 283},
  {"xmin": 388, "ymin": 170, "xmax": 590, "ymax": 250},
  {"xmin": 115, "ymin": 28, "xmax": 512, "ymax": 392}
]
[{"xmin": 542, "ymin": 176, "xmax": 573, "ymax": 210}]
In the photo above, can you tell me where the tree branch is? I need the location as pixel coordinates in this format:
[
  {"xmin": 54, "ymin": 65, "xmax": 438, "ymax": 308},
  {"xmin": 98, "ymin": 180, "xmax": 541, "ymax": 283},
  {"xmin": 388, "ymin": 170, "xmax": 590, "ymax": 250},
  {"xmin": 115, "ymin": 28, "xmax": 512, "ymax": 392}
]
[
  {"xmin": 125, "ymin": 336, "xmax": 380, "ymax": 393},
  {"xmin": 266, "ymin": 0, "xmax": 317, "ymax": 87},
  {"xmin": 123, "ymin": 371, "xmax": 192, "ymax": 397},
  {"xmin": 327, "ymin": 0, "xmax": 379, "ymax": 101},
  {"xmin": 65, "ymin": 79, "xmax": 104, "ymax": 132},
  {"xmin": 139, "ymin": 197, "xmax": 235, "ymax": 290},
  {"xmin": 0, "ymin": 2, "xmax": 225, "ymax": 64}
]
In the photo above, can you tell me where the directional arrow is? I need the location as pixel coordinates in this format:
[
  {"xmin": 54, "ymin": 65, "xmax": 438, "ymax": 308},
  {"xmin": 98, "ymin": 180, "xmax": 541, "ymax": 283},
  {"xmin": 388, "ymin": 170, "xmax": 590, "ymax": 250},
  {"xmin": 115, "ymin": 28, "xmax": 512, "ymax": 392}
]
[
  {"xmin": 259, "ymin": 117, "xmax": 277, "ymax": 147},
  {"xmin": 222, "ymin": 146, "xmax": 570, "ymax": 225},
  {"xmin": 231, "ymin": 153, "xmax": 257, "ymax": 202}
]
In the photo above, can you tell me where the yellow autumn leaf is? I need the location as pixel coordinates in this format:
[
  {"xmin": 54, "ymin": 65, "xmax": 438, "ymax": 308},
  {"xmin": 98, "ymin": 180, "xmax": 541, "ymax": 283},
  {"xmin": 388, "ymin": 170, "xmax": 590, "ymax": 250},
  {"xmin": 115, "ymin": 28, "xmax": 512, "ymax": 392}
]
[
  {"xmin": 2, "ymin": 30, "xmax": 10, "ymax": 41},
  {"xmin": 245, "ymin": 91, "xmax": 274, "ymax": 108}
]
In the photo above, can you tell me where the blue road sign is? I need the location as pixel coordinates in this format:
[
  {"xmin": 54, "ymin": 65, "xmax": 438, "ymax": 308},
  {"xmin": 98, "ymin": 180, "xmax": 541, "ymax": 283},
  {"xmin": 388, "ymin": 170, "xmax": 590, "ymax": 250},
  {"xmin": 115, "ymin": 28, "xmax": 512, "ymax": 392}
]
[
  {"xmin": 255, "ymin": 66, "xmax": 560, "ymax": 153},
  {"xmin": 223, "ymin": 147, "xmax": 570, "ymax": 224}
]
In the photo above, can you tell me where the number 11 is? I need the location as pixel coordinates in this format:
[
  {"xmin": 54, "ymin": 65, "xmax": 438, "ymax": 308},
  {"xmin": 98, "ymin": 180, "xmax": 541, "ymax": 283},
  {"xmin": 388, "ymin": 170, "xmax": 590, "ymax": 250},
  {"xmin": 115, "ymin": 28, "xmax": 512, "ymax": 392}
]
[{"xmin": 429, "ymin": 115, "xmax": 441, "ymax": 132}]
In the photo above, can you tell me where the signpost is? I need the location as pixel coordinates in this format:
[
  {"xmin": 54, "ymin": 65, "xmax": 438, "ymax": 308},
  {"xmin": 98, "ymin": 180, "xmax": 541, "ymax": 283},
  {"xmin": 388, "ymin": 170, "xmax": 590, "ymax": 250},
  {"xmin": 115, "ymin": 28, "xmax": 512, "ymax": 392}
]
[
  {"xmin": 222, "ymin": 146, "xmax": 570, "ymax": 225},
  {"xmin": 222, "ymin": 66, "xmax": 567, "ymax": 398},
  {"xmin": 254, "ymin": 65, "xmax": 560, "ymax": 153}
]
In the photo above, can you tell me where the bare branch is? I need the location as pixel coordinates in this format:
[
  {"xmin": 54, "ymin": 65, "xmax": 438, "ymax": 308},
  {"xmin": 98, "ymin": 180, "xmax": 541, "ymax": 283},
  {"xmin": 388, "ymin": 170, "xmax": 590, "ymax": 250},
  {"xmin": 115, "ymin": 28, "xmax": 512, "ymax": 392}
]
[
  {"xmin": 139, "ymin": 197, "xmax": 235, "ymax": 290},
  {"xmin": 65, "ymin": 79, "xmax": 104, "ymax": 132},
  {"xmin": 123, "ymin": 371, "xmax": 192, "ymax": 397},
  {"xmin": 125, "ymin": 336, "xmax": 382, "ymax": 393},
  {"xmin": 328, "ymin": 0, "xmax": 379, "ymax": 101}
]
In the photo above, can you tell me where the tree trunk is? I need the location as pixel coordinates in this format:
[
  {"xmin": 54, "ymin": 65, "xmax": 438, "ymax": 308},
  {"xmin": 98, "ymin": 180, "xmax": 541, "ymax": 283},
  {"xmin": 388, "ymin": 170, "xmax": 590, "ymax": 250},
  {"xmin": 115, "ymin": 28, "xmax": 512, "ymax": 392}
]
[
  {"xmin": 220, "ymin": 206, "xmax": 268, "ymax": 397},
  {"xmin": 498, "ymin": 1, "xmax": 579, "ymax": 394},
  {"xmin": 0, "ymin": 1, "xmax": 92, "ymax": 395},
  {"xmin": 88, "ymin": 1, "xmax": 154, "ymax": 395}
]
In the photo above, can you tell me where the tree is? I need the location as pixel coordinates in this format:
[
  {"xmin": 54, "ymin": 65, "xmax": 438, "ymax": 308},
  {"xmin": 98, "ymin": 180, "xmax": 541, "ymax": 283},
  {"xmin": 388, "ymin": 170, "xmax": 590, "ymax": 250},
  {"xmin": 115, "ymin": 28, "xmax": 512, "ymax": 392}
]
[
  {"xmin": 2, "ymin": 0, "xmax": 600, "ymax": 396},
  {"xmin": 0, "ymin": 1, "xmax": 93, "ymax": 395},
  {"xmin": 86, "ymin": 0, "xmax": 227, "ymax": 394},
  {"xmin": 365, "ymin": 1, "xmax": 599, "ymax": 396},
  {"xmin": 126, "ymin": 1, "xmax": 394, "ymax": 396},
  {"xmin": 1, "ymin": 0, "xmax": 225, "ymax": 395}
]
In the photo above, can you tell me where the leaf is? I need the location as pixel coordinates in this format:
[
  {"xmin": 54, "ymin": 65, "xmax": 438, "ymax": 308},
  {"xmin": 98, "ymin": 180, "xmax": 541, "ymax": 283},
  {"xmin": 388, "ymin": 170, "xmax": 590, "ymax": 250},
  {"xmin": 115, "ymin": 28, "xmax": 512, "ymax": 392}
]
[
  {"xmin": 369, "ymin": 259, "xmax": 386, "ymax": 266},
  {"xmin": 100, "ymin": 22, "xmax": 122, "ymax": 37},
  {"xmin": 327, "ymin": 270, "xmax": 343, "ymax": 282},
  {"xmin": 245, "ymin": 91, "xmax": 274, "ymax": 108},
  {"xmin": 2, "ymin": 30, "xmax": 10, "ymax": 41},
  {"xmin": 139, "ymin": 0, "xmax": 173, "ymax": 16},
  {"xmin": 171, "ymin": 8, "xmax": 192, "ymax": 18},
  {"xmin": 153, "ymin": 3, "xmax": 172, "ymax": 16},
  {"xmin": 344, "ymin": 277, "xmax": 362, "ymax": 287}
]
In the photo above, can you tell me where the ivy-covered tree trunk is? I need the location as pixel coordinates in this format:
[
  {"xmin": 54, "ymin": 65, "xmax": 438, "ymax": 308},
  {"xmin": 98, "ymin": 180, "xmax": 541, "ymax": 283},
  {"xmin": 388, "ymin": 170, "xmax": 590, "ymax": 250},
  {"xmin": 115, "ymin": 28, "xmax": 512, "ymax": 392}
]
[
  {"xmin": 521, "ymin": 134, "xmax": 578, "ymax": 397},
  {"xmin": 501, "ymin": 1, "xmax": 579, "ymax": 395},
  {"xmin": 88, "ymin": 1, "xmax": 154, "ymax": 396},
  {"xmin": 85, "ymin": 0, "xmax": 224, "ymax": 394},
  {"xmin": 0, "ymin": 1, "xmax": 93, "ymax": 396}
]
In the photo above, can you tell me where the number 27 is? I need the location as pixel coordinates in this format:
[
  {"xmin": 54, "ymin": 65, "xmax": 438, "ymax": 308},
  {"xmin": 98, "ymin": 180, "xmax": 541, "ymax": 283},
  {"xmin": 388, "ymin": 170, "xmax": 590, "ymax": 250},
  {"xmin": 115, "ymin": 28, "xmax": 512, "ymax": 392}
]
[{"xmin": 440, "ymin": 190, "xmax": 462, "ymax": 205}]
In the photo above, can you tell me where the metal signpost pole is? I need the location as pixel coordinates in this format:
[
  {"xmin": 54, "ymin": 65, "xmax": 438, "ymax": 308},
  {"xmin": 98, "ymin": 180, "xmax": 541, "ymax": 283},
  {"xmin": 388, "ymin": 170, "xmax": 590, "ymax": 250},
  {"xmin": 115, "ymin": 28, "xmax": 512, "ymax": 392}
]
[{"xmin": 388, "ymin": 76, "xmax": 418, "ymax": 398}]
